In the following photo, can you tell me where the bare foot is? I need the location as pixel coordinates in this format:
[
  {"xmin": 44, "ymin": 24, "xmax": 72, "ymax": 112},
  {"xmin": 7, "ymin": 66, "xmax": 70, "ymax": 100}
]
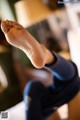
[{"xmin": 1, "ymin": 20, "xmax": 53, "ymax": 68}]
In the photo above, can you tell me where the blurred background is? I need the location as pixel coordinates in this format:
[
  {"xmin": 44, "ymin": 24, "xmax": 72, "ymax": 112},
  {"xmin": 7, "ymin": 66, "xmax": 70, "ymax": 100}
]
[{"xmin": 0, "ymin": 0, "xmax": 80, "ymax": 119}]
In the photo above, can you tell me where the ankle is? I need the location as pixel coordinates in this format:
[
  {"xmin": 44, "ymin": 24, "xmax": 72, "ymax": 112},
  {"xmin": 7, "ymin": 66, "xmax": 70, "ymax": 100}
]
[{"xmin": 40, "ymin": 45, "xmax": 54, "ymax": 65}]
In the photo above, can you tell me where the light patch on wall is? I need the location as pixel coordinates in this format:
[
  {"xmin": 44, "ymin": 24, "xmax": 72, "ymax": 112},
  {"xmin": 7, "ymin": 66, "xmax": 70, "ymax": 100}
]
[
  {"xmin": 0, "ymin": 66, "xmax": 8, "ymax": 93},
  {"xmin": 0, "ymin": 0, "xmax": 15, "ymax": 21}
]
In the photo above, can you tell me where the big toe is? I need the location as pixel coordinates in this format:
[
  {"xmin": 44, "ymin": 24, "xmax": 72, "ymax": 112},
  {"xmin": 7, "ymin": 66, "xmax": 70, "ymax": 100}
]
[{"xmin": 1, "ymin": 21, "xmax": 9, "ymax": 33}]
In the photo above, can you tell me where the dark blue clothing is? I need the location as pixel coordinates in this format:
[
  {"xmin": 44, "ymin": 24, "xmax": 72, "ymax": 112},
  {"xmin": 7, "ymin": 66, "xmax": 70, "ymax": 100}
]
[{"xmin": 23, "ymin": 52, "xmax": 80, "ymax": 120}]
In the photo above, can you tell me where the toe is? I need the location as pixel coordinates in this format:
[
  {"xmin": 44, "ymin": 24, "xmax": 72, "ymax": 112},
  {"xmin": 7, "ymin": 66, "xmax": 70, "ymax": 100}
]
[
  {"xmin": 15, "ymin": 24, "xmax": 23, "ymax": 30},
  {"xmin": 12, "ymin": 21, "xmax": 17, "ymax": 26},
  {"xmin": 6, "ymin": 20, "xmax": 10, "ymax": 26},
  {"xmin": 11, "ymin": 21, "xmax": 24, "ymax": 29},
  {"xmin": 8, "ymin": 20, "xmax": 13, "ymax": 27},
  {"xmin": 1, "ymin": 21, "xmax": 9, "ymax": 33},
  {"xmin": 6, "ymin": 20, "xmax": 23, "ymax": 30}
]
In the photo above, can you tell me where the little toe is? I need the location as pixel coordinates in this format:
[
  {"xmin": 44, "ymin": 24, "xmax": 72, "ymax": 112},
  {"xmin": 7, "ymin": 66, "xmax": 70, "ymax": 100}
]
[
  {"xmin": 12, "ymin": 21, "xmax": 17, "ymax": 26},
  {"xmin": 14, "ymin": 24, "xmax": 23, "ymax": 30}
]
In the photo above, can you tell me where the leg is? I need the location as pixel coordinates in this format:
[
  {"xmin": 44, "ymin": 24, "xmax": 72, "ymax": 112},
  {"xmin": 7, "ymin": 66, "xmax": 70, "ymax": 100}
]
[
  {"xmin": 68, "ymin": 91, "xmax": 80, "ymax": 120},
  {"xmin": 23, "ymin": 80, "xmax": 48, "ymax": 120},
  {"xmin": 47, "ymin": 110, "xmax": 61, "ymax": 120},
  {"xmin": 23, "ymin": 80, "xmax": 62, "ymax": 120},
  {"xmin": 1, "ymin": 20, "xmax": 54, "ymax": 69}
]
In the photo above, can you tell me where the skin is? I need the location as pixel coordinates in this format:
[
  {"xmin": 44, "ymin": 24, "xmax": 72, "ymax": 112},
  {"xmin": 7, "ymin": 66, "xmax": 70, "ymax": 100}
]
[
  {"xmin": 1, "ymin": 20, "xmax": 80, "ymax": 120},
  {"xmin": 1, "ymin": 20, "xmax": 54, "ymax": 69}
]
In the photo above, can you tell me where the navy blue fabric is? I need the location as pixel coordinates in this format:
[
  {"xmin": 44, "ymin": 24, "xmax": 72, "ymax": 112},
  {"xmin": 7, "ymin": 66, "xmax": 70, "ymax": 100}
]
[
  {"xmin": 45, "ymin": 52, "xmax": 77, "ymax": 81},
  {"xmin": 23, "ymin": 52, "xmax": 80, "ymax": 120}
]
